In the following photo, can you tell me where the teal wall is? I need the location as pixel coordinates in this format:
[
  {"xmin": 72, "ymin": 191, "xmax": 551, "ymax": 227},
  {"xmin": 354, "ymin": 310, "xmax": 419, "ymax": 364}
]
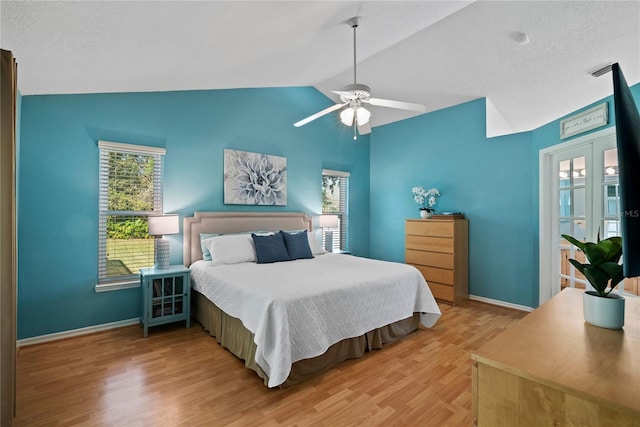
[
  {"xmin": 17, "ymin": 87, "xmax": 370, "ymax": 339},
  {"xmin": 17, "ymin": 80, "xmax": 640, "ymax": 338},
  {"xmin": 370, "ymin": 83, "xmax": 640, "ymax": 309},
  {"xmin": 370, "ymin": 99, "xmax": 536, "ymax": 307}
]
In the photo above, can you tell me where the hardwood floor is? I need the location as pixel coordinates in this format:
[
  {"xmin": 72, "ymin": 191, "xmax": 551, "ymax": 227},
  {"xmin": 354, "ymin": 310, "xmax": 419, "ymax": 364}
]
[{"xmin": 16, "ymin": 301, "xmax": 526, "ymax": 426}]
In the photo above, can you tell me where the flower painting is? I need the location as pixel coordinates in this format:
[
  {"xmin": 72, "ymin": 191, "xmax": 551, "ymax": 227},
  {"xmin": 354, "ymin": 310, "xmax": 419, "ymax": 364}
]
[{"xmin": 224, "ymin": 149, "xmax": 287, "ymax": 205}]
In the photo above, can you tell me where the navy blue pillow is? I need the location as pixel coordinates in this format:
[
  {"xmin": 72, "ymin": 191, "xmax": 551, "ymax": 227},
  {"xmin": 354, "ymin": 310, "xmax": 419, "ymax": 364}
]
[
  {"xmin": 281, "ymin": 230, "xmax": 314, "ymax": 260},
  {"xmin": 252, "ymin": 232, "xmax": 291, "ymax": 264}
]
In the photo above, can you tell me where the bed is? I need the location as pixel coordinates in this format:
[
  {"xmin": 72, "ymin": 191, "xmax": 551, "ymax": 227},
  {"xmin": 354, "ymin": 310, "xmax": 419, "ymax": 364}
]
[{"xmin": 184, "ymin": 211, "xmax": 441, "ymax": 387}]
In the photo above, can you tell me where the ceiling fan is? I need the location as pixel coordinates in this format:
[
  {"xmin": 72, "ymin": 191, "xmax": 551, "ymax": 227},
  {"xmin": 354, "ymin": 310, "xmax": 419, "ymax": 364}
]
[{"xmin": 294, "ymin": 16, "xmax": 427, "ymax": 139}]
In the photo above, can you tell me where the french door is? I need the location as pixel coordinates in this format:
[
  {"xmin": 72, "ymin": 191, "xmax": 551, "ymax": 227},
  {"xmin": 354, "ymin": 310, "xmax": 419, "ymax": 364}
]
[{"xmin": 540, "ymin": 128, "xmax": 638, "ymax": 304}]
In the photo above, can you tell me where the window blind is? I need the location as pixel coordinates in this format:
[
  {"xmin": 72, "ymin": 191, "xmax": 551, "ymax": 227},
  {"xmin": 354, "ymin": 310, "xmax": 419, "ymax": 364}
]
[
  {"xmin": 98, "ymin": 141, "xmax": 165, "ymax": 285},
  {"xmin": 322, "ymin": 169, "xmax": 350, "ymax": 252}
]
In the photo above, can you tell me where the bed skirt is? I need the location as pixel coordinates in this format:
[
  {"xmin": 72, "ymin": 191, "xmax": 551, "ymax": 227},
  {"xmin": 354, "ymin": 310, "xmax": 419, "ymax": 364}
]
[{"xmin": 193, "ymin": 290, "xmax": 420, "ymax": 387}]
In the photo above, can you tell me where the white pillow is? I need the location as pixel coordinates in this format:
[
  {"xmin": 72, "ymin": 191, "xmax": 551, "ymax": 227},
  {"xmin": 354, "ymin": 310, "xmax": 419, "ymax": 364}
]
[
  {"xmin": 204, "ymin": 234, "xmax": 257, "ymax": 265},
  {"xmin": 307, "ymin": 231, "xmax": 326, "ymax": 255},
  {"xmin": 200, "ymin": 233, "xmax": 219, "ymax": 261}
]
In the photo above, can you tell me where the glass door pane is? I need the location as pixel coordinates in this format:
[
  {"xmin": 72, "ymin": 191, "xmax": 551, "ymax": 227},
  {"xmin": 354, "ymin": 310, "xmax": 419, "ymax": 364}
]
[
  {"xmin": 152, "ymin": 278, "xmax": 163, "ymax": 318},
  {"xmin": 559, "ymin": 155, "xmax": 588, "ymax": 291},
  {"xmin": 540, "ymin": 129, "xmax": 639, "ymax": 303},
  {"xmin": 175, "ymin": 275, "xmax": 184, "ymax": 314}
]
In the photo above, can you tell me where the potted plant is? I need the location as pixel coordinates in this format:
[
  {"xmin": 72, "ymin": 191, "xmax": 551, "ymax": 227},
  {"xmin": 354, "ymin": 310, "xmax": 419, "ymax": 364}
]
[
  {"xmin": 561, "ymin": 233, "xmax": 625, "ymax": 329},
  {"xmin": 412, "ymin": 186, "xmax": 440, "ymax": 218}
]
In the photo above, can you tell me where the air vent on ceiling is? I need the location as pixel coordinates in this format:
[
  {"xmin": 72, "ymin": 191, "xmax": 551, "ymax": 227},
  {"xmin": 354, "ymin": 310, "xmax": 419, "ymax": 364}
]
[{"xmin": 590, "ymin": 64, "xmax": 613, "ymax": 78}]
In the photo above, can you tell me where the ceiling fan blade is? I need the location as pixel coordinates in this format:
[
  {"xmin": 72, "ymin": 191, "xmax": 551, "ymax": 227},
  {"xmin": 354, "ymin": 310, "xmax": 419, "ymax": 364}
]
[
  {"xmin": 357, "ymin": 122, "xmax": 371, "ymax": 135},
  {"xmin": 293, "ymin": 103, "xmax": 346, "ymax": 127},
  {"xmin": 367, "ymin": 97, "xmax": 427, "ymax": 113}
]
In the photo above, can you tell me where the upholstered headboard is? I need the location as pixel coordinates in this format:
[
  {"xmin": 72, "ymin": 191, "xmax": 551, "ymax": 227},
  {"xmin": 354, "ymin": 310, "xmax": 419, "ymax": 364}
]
[{"xmin": 183, "ymin": 211, "xmax": 313, "ymax": 266}]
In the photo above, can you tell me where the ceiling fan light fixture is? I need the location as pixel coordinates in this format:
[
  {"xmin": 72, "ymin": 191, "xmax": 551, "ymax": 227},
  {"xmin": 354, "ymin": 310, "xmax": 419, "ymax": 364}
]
[
  {"xmin": 293, "ymin": 16, "xmax": 425, "ymax": 134},
  {"xmin": 356, "ymin": 106, "xmax": 371, "ymax": 125},
  {"xmin": 340, "ymin": 107, "xmax": 355, "ymax": 126}
]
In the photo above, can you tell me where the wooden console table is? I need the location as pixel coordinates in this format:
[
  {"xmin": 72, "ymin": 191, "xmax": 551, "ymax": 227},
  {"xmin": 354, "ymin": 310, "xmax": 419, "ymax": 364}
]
[{"xmin": 471, "ymin": 288, "xmax": 640, "ymax": 426}]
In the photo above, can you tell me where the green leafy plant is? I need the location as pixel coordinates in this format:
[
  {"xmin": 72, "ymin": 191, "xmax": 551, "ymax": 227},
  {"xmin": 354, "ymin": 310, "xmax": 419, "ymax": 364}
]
[{"xmin": 561, "ymin": 233, "xmax": 624, "ymax": 297}]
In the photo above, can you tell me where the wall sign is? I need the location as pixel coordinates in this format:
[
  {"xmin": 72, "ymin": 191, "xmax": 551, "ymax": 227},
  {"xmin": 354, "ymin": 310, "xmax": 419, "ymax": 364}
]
[{"xmin": 560, "ymin": 103, "xmax": 608, "ymax": 139}]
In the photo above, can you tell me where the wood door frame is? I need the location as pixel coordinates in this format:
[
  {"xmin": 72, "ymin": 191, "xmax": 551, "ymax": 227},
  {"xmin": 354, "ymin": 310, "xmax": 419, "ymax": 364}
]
[{"xmin": 1, "ymin": 48, "xmax": 17, "ymax": 426}]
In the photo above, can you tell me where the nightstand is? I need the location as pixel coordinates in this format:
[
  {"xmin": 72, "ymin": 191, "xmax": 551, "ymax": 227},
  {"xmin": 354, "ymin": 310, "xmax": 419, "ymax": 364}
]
[{"xmin": 140, "ymin": 265, "xmax": 191, "ymax": 337}]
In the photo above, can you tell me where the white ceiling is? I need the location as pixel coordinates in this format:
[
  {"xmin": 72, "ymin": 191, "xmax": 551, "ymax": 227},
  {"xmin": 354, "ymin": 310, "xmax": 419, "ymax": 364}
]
[{"xmin": 1, "ymin": 1, "xmax": 639, "ymax": 136}]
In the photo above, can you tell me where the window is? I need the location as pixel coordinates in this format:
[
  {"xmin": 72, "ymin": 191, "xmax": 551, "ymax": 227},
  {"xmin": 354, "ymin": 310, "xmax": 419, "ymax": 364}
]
[
  {"xmin": 322, "ymin": 169, "xmax": 349, "ymax": 252},
  {"xmin": 98, "ymin": 141, "xmax": 165, "ymax": 289}
]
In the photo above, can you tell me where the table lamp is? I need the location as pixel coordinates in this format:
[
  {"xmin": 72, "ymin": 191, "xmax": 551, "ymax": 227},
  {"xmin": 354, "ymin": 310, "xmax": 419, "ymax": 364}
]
[
  {"xmin": 148, "ymin": 214, "xmax": 179, "ymax": 269},
  {"xmin": 318, "ymin": 214, "xmax": 339, "ymax": 252}
]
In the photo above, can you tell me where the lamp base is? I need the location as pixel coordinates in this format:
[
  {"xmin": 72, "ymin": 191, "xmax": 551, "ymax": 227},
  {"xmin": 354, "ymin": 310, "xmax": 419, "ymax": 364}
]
[
  {"xmin": 154, "ymin": 238, "xmax": 170, "ymax": 269},
  {"xmin": 323, "ymin": 230, "xmax": 334, "ymax": 253}
]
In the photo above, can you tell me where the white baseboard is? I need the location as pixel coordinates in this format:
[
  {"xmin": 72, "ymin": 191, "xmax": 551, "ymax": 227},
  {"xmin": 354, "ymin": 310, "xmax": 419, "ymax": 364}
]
[
  {"xmin": 17, "ymin": 318, "xmax": 140, "ymax": 347},
  {"xmin": 469, "ymin": 294, "xmax": 534, "ymax": 312},
  {"xmin": 17, "ymin": 296, "xmax": 532, "ymax": 347}
]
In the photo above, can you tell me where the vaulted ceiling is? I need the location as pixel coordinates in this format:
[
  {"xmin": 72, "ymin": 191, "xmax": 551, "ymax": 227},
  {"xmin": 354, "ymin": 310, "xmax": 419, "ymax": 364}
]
[{"xmin": 2, "ymin": 1, "xmax": 639, "ymax": 136}]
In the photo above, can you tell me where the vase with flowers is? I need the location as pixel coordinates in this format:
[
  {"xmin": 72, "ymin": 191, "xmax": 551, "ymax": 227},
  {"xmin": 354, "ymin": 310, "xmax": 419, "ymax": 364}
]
[{"xmin": 412, "ymin": 186, "xmax": 440, "ymax": 219}]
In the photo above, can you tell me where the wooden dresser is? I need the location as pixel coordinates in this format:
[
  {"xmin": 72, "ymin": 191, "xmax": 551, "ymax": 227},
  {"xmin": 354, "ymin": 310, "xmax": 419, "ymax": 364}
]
[
  {"xmin": 472, "ymin": 288, "xmax": 640, "ymax": 426},
  {"xmin": 405, "ymin": 218, "xmax": 468, "ymax": 305}
]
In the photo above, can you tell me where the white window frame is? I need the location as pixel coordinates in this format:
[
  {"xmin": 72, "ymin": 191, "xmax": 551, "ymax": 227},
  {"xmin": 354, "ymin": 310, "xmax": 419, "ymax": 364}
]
[
  {"xmin": 322, "ymin": 169, "xmax": 350, "ymax": 252},
  {"xmin": 96, "ymin": 141, "xmax": 166, "ymax": 292}
]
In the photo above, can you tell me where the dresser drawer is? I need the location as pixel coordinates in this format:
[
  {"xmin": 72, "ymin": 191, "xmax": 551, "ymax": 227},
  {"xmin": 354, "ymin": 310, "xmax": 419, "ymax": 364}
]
[
  {"xmin": 406, "ymin": 249, "xmax": 454, "ymax": 270},
  {"xmin": 406, "ymin": 220, "xmax": 454, "ymax": 238},
  {"xmin": 406, "ymin": 235, "xmax": 454, "ymax": 253},
  {"xmin": 412, "ymin": 264, "xmax": 454, "ymax": 285},
  {"xmin": 429, "ymin": 282, "xmax": 454, "ymax": 302}
]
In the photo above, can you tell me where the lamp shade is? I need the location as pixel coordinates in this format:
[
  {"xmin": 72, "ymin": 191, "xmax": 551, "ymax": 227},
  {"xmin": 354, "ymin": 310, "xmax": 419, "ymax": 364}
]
[
  {"xmin": 319, "ymin": 214, "xmax": 339, "ymax": 228},
  {"xmin": 148, "ymin": 214, "xmax": 179, "ymax": 236}
]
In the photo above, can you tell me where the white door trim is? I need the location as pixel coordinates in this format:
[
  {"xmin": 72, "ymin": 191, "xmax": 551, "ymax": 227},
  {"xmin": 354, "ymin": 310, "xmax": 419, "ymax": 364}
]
[{"xmin": 539, "ymin": 127, "xmax": 616, "ymax": 305}]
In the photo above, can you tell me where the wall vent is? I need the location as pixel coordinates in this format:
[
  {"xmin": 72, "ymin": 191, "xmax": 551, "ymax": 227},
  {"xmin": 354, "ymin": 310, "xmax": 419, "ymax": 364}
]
[{"xmin": 590, "ymin": 64, "xmax": 613, "ymax": 77}]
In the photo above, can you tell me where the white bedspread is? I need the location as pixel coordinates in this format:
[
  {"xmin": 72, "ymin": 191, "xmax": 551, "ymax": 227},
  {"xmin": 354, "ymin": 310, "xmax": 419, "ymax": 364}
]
[{"xmin": 190, "ymin": 254, "xmax": 441, "ymax": 387}]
